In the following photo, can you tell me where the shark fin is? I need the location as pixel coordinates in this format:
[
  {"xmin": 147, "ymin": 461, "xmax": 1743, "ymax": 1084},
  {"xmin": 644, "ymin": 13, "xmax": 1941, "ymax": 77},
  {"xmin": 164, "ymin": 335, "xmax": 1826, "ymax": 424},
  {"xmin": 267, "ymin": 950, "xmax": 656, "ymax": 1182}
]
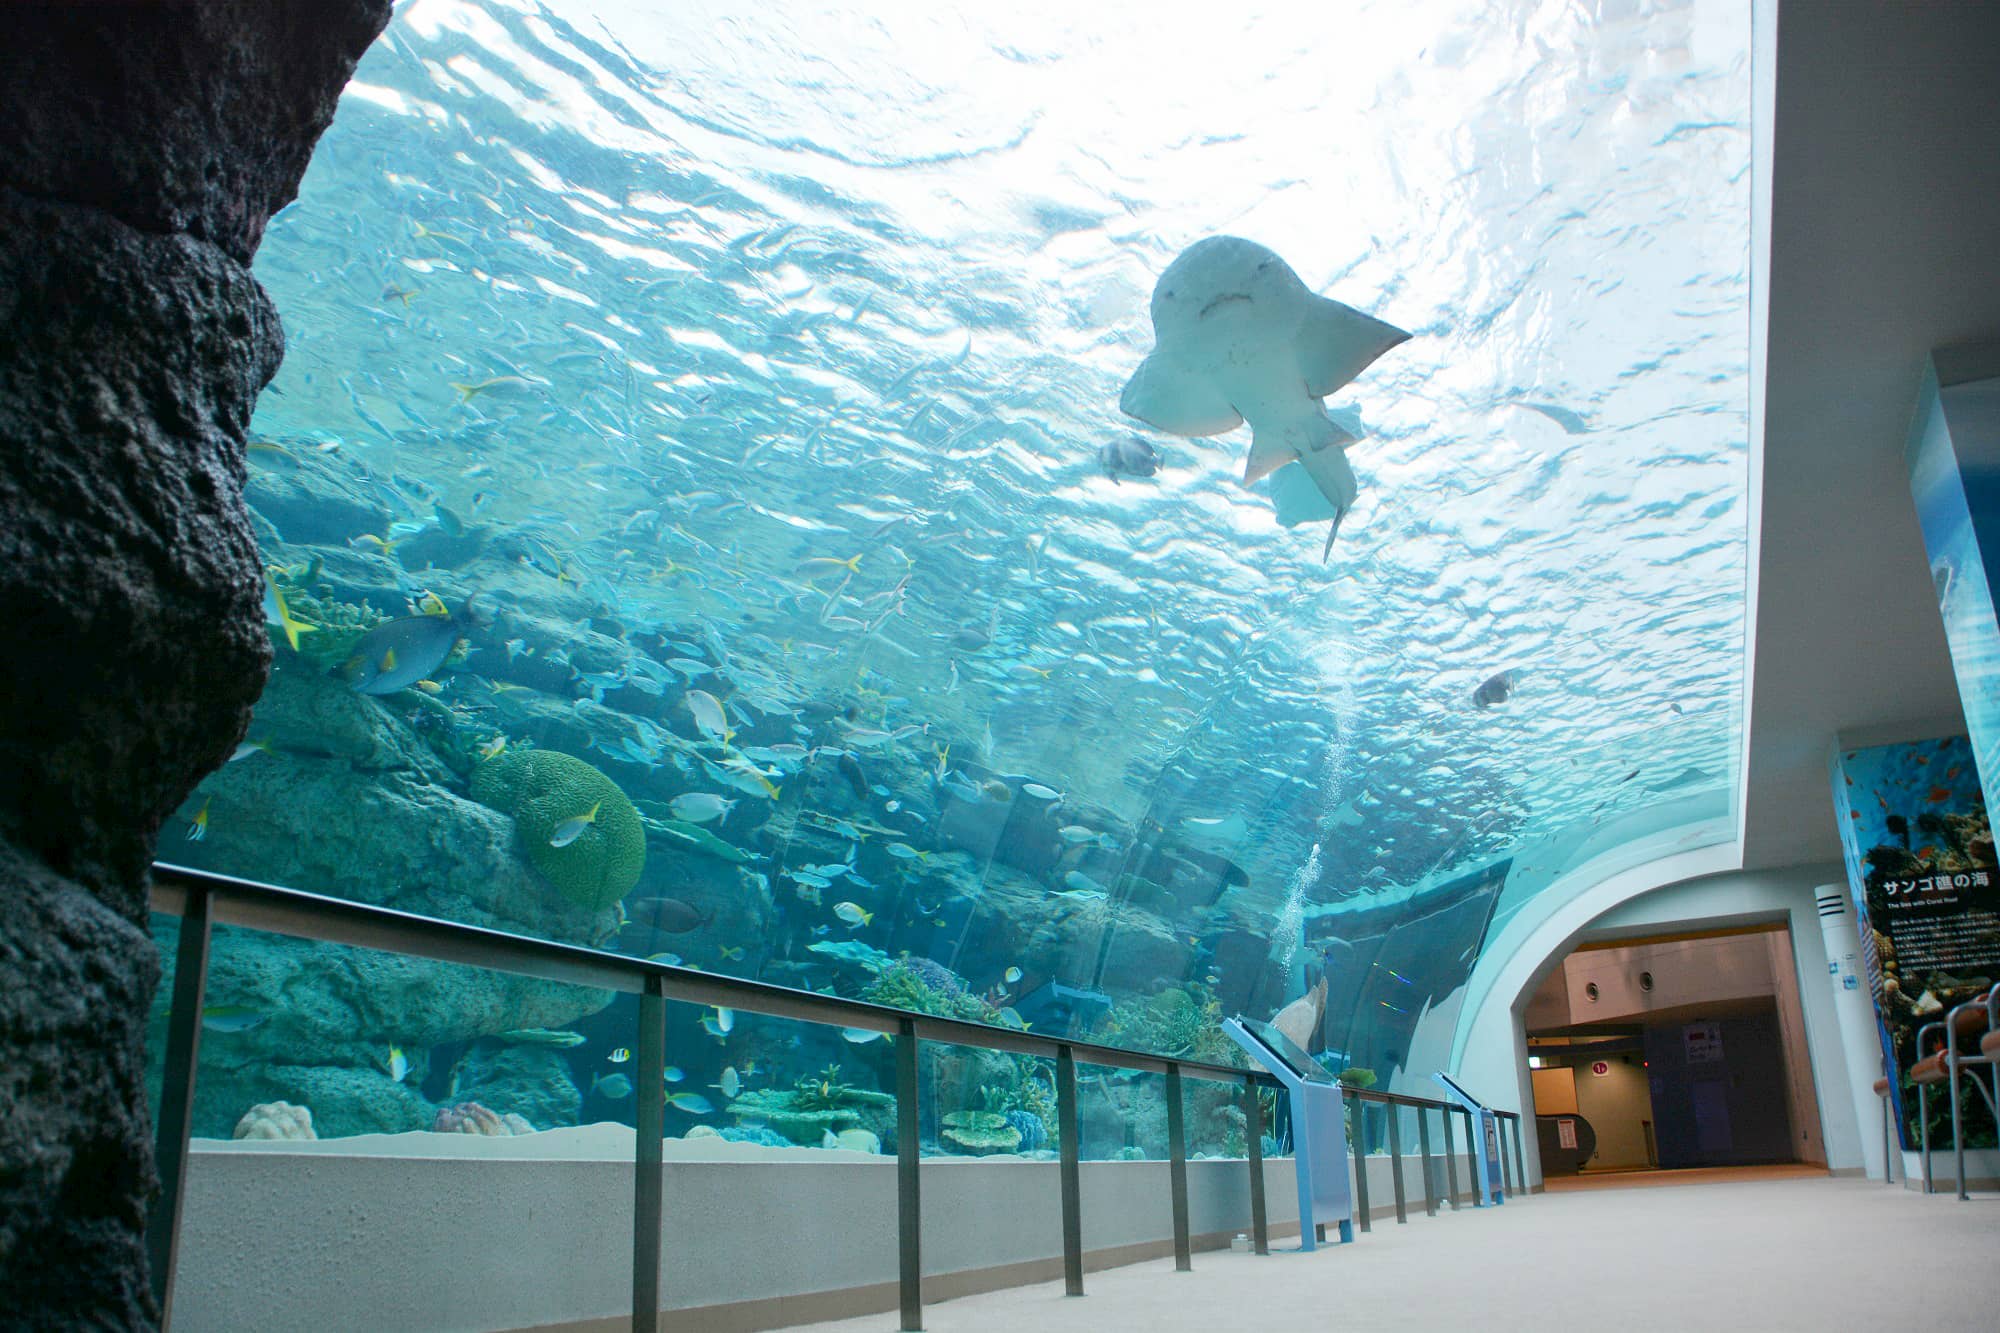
[
  {"xmin": 1243, "ymin": 431, "xmax": 1298, "ymax": 485},
  {"xmin": 1120, "ymin": 351, "xmax": 1242, "ymax": 437},
  {"xmin": 1298, "ymin": 294, "xmax": 1410, "ymax": 399}
]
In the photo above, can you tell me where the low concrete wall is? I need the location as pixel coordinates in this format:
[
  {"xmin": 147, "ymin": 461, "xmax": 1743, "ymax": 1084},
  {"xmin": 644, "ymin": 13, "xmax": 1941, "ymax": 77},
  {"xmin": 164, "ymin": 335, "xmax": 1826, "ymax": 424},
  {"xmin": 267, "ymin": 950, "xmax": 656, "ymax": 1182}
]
[{"xmin": 171, "ymin": 1137, "xmax": 1486, "ymax": 1331}]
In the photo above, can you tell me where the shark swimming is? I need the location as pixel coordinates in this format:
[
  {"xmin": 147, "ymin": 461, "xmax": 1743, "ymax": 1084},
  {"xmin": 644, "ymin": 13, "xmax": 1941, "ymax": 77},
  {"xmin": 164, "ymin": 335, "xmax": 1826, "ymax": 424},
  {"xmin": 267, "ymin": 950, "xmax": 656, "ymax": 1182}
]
[{"xmin": 1119, "ymin": 236, "xmax": 1410, "ymax": 559}]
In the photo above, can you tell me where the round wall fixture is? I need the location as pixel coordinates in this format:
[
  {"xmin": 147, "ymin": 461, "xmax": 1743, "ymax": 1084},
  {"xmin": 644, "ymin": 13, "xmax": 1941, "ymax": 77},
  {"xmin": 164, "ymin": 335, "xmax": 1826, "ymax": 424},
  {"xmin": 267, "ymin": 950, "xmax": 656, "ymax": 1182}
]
[
  {"xmin": 1584, "ymin": 982, "xmax": 1600, "ymax": 1002},
  {"xmin": 1639, "ymin": 971, "xmax": 1654, "ymax": 992}
]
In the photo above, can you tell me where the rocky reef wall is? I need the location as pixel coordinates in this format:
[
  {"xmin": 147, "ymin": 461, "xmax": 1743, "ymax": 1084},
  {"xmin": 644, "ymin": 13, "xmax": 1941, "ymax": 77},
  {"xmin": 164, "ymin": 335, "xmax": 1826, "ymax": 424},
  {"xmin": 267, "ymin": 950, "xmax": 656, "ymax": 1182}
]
[{"xmin": 0, "ymin": 4, "xmax": 391, "ymax": 1326}]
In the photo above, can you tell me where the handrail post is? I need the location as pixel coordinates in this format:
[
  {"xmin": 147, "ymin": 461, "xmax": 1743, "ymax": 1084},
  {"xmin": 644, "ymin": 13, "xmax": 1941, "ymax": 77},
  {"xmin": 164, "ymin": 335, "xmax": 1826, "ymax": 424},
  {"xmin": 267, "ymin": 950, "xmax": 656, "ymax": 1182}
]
[
  {"xmin": 1499, "ymin": 1114, "xmax": 1515, "ymax": 1198},
  {"xmin": 1441, "ymin": 1103, "xmax": 1460, "ymax": 1209},
  {"xmin": 1510, "ymin": 1113, "xmax": 1528, "ymax": 1196},
  {"xmin": 632, "ymin": 976, "xmax": 666, "ymax": 1333},
  {"xmin": 1165, "ymin": 1062, "xmax": 1191, "ymax": 1272},
  {"xmin": 1351, "ymin": 1099, "xmax": 1372, "ymax": 1232},
  {"xmin": 1387, "ymin": 1102, "xmax": 1407, "ymax": 1224},
  {"xmin": 1243, "ymin": 1077, "xmax": 1268, "ymax": 1254},
  {"xmin": 1462, "ymin": 1108, "xmax": 1478, "ymax": 1201},
  {"xmin": 1417, "ymin": 1106, "xmax": 1437, "ymax": 1217},
  {"xmin": 896, "ymin": 1017, "xmax": 923, "ymax": 1330},
  {"xmin": 148, "ymin": 879, "xmax": 213, "ymax": 1325},
  {"xmin": 1057, "ymin": 1045, "xmax": 1084, "ymax": 1296}
]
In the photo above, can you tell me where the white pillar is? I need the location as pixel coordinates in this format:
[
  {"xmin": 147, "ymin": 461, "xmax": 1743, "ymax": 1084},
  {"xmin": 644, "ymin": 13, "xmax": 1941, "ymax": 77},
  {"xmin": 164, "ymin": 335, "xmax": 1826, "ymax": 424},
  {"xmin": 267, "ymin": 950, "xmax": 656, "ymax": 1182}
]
[{"xmin": 1816, "ymin": 884, "xmax": 1889, "ymax": 1180}]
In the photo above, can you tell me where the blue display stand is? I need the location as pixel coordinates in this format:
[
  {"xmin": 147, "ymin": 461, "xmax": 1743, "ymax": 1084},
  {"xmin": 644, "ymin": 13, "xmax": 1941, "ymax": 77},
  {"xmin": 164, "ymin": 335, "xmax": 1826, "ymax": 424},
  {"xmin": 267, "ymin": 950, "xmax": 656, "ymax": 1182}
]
[
  {"xmin": 1222, "ymin": 1018, "xmax": 1354, "ymax": 1249},
  {"xmin": 1432, "ymin": 1073, "xmax": 1504, "ymax": 1206}
]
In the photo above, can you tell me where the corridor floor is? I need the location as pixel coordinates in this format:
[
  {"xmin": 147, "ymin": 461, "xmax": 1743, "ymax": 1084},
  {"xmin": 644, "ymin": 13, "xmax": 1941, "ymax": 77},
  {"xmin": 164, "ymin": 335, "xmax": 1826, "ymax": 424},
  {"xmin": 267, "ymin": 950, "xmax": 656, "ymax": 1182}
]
[{"xmin": 793, "ymin": 1173, "xmax": 1996, "ymax": 1333}]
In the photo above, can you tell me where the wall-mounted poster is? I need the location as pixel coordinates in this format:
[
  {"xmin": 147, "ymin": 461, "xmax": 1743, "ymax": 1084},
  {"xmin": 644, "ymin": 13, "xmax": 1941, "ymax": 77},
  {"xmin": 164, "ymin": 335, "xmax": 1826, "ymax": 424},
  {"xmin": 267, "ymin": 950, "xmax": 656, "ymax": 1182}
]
[{"xmin": 1830, "ymin": 735, "xmax": 2000, "ymax": 1150}]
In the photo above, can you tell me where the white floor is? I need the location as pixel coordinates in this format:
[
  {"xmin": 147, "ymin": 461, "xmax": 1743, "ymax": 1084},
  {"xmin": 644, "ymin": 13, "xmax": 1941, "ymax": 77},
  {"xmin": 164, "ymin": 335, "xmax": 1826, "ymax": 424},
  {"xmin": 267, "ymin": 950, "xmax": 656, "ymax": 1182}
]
[{"xmin": 792, "ymin": 1172, "xmax": 1998, "ymax": 1332}]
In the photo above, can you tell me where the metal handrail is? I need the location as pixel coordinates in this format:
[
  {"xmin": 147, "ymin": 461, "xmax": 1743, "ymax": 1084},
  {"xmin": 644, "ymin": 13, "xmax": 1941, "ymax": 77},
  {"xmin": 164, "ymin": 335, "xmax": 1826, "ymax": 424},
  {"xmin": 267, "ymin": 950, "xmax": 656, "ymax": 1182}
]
[{"xmin": 142, "ymin": 860, "xmax": 1527, "ymax": 1331}]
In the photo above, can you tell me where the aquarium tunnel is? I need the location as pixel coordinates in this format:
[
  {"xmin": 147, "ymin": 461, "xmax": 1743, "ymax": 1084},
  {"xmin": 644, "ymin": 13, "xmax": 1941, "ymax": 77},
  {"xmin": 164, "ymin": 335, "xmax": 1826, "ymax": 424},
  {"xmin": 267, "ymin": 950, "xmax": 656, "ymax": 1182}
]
[{"xmin": 8, "ymin": 0, "xmax": 2000, "ymax": 1329}]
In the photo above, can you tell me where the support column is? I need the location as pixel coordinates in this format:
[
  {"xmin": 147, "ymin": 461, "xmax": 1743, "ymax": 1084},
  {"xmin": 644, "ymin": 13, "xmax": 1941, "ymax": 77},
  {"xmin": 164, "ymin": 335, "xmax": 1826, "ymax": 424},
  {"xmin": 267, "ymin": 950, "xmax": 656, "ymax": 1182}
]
[{"xmin": 0, "ymin": 5, "xmax": 390, "ymax": 1326}]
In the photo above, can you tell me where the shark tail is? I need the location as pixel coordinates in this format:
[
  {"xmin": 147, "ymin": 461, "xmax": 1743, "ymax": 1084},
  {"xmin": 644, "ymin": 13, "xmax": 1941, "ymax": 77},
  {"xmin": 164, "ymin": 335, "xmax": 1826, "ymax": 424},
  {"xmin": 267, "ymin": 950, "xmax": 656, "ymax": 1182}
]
[{"xmin": 1288, "ymin": 422, "xmax": 1360, "ymax": 562}]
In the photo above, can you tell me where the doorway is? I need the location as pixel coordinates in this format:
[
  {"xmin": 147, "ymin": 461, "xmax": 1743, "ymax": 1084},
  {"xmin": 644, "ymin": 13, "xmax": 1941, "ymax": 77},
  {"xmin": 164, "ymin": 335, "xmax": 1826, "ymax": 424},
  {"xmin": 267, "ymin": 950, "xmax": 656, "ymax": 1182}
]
[{"xmin": 1523, "ymin": 923, "xmax": 1825, "ymax": 1177}]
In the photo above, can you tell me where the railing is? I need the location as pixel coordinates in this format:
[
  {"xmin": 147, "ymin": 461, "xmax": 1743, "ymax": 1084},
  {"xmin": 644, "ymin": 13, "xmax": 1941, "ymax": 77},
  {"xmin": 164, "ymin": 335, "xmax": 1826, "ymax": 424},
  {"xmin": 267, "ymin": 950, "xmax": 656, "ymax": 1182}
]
[{"xmin": 144, "ymin": 862, "xmax": 1529, "ymax": 1331}]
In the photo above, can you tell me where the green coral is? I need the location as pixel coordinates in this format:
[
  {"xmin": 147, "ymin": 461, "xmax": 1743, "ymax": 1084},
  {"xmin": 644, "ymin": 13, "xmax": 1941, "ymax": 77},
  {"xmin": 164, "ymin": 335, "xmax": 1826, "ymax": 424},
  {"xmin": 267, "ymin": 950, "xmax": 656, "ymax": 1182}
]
[
  {"xmin": 862, "ymin": 960, "xmax": 1014, "ymax": 1026},
  {"xmin": 1336, "ymin": 1067, "xmax": 1377, "ymax": 1090},
  {"xmin": 471, "ymin": 750, "xmax": 645, "ymax": 909},
  {"xmin": 267, "ymin": 573, "xmax": 385, "ymax": 672},
  {"xmin": 1091, "ymin": 982, "xmax": 1238, "ymax": 1065},
  {"xmin": 726, "ymin": 1066, "xmax": 897, "ymax": 1146},
  {"xmin": 941, "ymin": 1110, "xmax": 1022, "ymax": 1155}
]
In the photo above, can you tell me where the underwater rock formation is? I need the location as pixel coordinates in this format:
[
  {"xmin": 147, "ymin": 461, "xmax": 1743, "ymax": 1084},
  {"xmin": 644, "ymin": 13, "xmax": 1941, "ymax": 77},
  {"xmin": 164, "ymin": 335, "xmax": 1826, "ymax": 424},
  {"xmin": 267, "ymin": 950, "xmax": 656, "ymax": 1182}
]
[
  {"xmin": 155, "ymin": 670, "xmax": 613, "ymax": 1137},
  {"xmin": 0, "ymin": 2, "xmax": 391, "ymax": 1324},
  {"xmin": 471, "ymin": 749, "xmax": 647, "ymax": 909},
  {"xmin": 444, "ymin": 1043, "xmax": 581, "ymax": 1135},
  {"xmin": 232, "ymin": 1102, "xmax": 317, "ymax": 1142}
]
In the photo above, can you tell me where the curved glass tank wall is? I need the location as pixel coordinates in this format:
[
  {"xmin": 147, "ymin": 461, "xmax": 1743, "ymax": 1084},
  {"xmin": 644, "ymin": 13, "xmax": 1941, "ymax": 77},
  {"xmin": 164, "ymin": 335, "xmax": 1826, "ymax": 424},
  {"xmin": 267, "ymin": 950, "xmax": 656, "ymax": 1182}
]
[{"xmin": 154, "ymin": 0, "xmax": 1750, "ymax": 1162}]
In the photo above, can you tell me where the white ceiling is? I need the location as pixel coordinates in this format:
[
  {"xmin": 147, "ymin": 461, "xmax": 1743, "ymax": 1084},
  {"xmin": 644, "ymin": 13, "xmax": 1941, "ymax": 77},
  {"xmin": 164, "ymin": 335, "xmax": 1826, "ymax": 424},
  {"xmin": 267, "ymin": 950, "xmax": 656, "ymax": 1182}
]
[{"xmin": 1740, "ymin": 0, "xmax": 2000, "ymax": 868}]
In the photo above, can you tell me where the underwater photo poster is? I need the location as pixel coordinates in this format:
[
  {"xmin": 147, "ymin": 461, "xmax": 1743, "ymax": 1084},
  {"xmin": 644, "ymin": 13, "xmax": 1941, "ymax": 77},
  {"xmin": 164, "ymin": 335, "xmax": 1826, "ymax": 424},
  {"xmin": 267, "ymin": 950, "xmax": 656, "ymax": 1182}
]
[{"xmin": 1830, "ymin": 735, "xmax": 2000, "ymax": 1149}]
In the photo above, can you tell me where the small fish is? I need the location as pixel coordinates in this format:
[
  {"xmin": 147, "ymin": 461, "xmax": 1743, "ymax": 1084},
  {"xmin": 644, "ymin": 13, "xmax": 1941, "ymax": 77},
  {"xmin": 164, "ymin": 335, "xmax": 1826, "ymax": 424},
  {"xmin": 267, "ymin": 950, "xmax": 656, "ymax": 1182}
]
[
  {"xmin": 822, "ymin": 1129, "xmax": 841, "ymax": 1148},
  {"xmin": 626, "ymin": 898, "xmax": 712, "ymax": 934},
  {"xmin": 609, "ymin": 1047, "xmax": 632, "ymax": 1064},
  {"xmin": 262, "ymin": 575, "xmax": 316, "ymax": 652},
  {"xmin": 1098, "ymin": 434, "xmax": 1162, "ymax": 483},
  {"xmin": 186, "ymin": 796, "xmax": 211, "ymax": 842},
  {"xmin": 669, "ymin": 792, "xmax": 736, "ymax": 824},
  {"xmin": 798, "ymin": 554, "xmax": 863, "ymax": 576},
  {"xmin": 1021, "ymin": 783, "xmax": 1062, "ymax": 801},
  {"xmin": 550, "ymin": 801, "xmax": 602, "ymax": 848},
  {"xmin": 841, "ymin": 1027, "xmax": 885, "ymax": 1044},
  {"xmin": 1063, "ymin": 870, "xmax": 1108, "ymax": 896},
  {"xmin": 505, "ymin": 638, "xmax": 530, "ymax": 661},
  {"xmin": 498, "ymin": 1028, "xmax": 586, "ymax": 1048},
  {"xmin": 714, "ymin": 1007, "xmax": 735, "ymax": 1034},
  {"xmin": 451, "ymin": 374, "xmax": 542, "ymax": 402},
  {"xmin": 663, "ymin": 1066, "xmax": 686, "ymax": 1083},
  {"xmin": 718, "ymin": 944, "xmax": 745, "ymax": 962},
  {"xmin": 667, "ymin": 1092, "xmax": 714, "ymax": 1114},
  {"xmin": 834, "ymin": 901, "xmax": 874, "ymax": 927},
  {"xmin": 685, "ymin": 689, "xmax": 732, "ymax": 743},
  {"xmin": 1927, "ymin": 786, "xmax": 1951, "ymax": 803},
  {"xmin": 715, "ymin": 1067, "xmax": 742, "ymax": 1099},
  {"xmin": 413, "ymin": 679, "xmax": 444, "ymax": 695},
  {"xmin": 885, "ymin": 843, "xmax": 926, "ymax": 862},
  {"xmin": 228, "ymin": 739, "xmax": 270, "ymax": 763},
  {"xmin": 477, "ymin": 735, "xmax": 508, "ymax": 761},
  {"xmin": 1471, "ymin": 670, "xmax": 1518, "ymax": 709},
  {"xmin": 592, "ymin": 1072, "xmax": 634, "ymax": 1099},
  {"xmin": 387, "ymin": 1045, "xmax": 409, "ymax": 1083},
  {"xmin": 646, "ymin": 952, "xmax": 684, "ymax": 966},
  {"xmin": 1004, "ymin": 966, "xmax": 1023, "ymax": 985},
  {"xmin": 200, "ymin": 1005, "xmax": 266, "ymax": 1033}
]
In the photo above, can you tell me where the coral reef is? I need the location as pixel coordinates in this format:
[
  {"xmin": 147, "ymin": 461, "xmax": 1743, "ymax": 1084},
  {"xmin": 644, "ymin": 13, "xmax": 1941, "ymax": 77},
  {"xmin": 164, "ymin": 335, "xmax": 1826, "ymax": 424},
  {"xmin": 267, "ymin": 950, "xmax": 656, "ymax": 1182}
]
[
  {"xmin": 233, "ymin": 1102, "xmax": 317, "ymax": 1141},
  {"xmin": 1003, "ymin": 1109, "xmax": 1049, "ymax": 1153},
  {"xmin": 1091, "ymin": 982, "xmax": 1238, "ymax": 1066},
  {"xmin": 942, "ymin": 1110, "xmax": 1022, "ymax": 1155},
  {"xmin": 726, "ymin": 1065, "xmax": 897, "ymax": 1146},
  {"xmin": 432, "ymin": 1102, "xmax": 534, "ymax": 1136},
  {"xmin": 471, "ymin": 749, "xmax": 646, "ymax": 909}
]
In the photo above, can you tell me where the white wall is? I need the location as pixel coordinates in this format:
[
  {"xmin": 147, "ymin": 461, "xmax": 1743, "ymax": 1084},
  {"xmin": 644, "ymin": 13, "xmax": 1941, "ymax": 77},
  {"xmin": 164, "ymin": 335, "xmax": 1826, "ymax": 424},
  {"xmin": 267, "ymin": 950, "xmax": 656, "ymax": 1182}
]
[{"xmin": 1449, "ymin": 861, "xmax": 1868, "ymax": 1187}]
